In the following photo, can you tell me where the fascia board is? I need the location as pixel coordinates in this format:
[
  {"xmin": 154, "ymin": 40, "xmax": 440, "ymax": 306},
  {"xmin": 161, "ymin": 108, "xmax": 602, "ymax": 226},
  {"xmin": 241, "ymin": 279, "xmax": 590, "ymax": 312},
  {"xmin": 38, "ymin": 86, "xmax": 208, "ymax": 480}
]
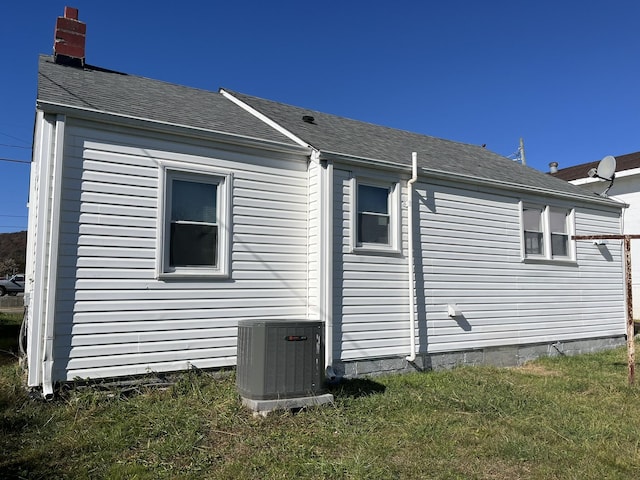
[{"xmin": 571, "ymin": 167, "xmax": 640, "ymax": 184}]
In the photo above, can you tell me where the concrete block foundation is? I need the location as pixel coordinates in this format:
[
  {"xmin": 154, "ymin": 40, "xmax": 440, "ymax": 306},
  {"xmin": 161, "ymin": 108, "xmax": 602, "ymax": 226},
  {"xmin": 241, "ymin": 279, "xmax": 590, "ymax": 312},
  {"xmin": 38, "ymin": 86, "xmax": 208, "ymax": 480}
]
[{"xmin": 333, "ymin": 336, "xmax": 626, "ymax": 379}]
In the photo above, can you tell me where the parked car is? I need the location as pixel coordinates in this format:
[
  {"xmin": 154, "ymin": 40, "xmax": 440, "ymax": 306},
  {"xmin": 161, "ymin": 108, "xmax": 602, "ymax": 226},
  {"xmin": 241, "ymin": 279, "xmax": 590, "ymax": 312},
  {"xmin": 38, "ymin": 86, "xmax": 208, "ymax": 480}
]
[{"xmin": 0, "ymin": 274, "xmax": 25, "ymax": 296}]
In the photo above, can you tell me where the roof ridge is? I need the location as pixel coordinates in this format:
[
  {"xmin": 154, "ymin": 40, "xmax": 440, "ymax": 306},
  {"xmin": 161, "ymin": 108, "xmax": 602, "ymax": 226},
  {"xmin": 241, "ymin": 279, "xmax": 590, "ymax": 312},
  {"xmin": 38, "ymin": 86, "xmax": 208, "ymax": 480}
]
[{"xmin": 225, "ymin": 89, "xmax": 493, "ymax": 153}]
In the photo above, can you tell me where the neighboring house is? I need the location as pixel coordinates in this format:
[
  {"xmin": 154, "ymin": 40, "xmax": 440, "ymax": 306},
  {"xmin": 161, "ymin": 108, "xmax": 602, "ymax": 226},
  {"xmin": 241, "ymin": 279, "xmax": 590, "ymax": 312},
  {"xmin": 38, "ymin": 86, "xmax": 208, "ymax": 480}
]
[
  {"xmin": 25, "ymin": 9, "xmax": 627, "ymax": 396},
  {"xmin": 552, "ymin": 152, "xmax": 640, "ymax": 320}
]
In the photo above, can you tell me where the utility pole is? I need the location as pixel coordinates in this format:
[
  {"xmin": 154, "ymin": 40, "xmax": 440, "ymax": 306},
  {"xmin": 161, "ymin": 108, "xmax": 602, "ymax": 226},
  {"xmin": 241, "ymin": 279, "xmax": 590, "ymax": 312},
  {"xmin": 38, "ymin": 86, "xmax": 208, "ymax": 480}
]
[{"xmin": 519, "ymin": 138, "xmax": 527, "ymax": 166}]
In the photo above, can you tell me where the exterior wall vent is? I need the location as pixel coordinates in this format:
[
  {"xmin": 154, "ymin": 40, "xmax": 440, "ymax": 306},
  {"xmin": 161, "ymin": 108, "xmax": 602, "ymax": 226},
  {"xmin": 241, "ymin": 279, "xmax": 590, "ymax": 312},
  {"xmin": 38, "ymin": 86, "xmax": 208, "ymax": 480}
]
[{"xmin": 236, "ymin": 319, "xmax": 326, "ymax": 401}]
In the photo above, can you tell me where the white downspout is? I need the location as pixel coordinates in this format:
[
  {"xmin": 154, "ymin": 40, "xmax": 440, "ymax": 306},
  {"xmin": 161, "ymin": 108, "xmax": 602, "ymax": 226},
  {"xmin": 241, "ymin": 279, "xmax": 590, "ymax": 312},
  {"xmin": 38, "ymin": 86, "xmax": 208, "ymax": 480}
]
[
  {"xmin": 41, "ymin": 115, "xmax": 65, "ymax": 399},
  {"xmin": 317, "ymin": 154, "xmax": 336, "ymax": 380},
  {"xmin": 405, "ymin": 152, "xmax": 418, "ymax": 362}
]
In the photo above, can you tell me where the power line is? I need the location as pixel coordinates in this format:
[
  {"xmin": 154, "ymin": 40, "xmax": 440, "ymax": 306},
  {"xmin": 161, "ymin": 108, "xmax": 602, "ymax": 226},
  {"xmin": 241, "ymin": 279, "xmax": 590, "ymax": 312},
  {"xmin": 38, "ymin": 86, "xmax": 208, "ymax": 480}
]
[
  {"xmin": 0, "ymin": 131, "xmax": 30, "ymax": 145},
  {"xmin": 0, "ymin": 215, "xmax": 27, "ymax": 218},
  {"xmin": 0, "ymin": 157, "xmax": 30, "ymax": 164},
  {"xmin": 0, "ymin": 143, "xmax": 31, "ymax": 150}
]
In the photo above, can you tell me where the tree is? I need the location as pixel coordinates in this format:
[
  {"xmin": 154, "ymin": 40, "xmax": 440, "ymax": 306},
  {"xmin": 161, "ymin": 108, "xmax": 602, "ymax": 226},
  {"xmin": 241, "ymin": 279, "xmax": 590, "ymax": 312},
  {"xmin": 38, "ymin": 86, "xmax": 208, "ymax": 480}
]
[{"xmin": 0, "ymin": 257, "xmax": 19, "ymax": 277}]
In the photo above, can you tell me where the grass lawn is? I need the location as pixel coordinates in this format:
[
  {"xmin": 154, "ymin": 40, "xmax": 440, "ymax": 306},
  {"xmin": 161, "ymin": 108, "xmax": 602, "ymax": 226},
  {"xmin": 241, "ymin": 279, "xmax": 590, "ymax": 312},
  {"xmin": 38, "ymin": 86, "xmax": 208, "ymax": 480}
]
[{"xmin": 1, "ymin": 322, "xmax": 639, "ymax": 479}]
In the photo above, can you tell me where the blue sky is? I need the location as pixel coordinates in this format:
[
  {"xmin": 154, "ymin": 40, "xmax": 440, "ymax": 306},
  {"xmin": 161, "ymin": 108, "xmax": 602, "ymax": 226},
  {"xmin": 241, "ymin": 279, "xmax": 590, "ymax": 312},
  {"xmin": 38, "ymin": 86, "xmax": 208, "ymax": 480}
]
[{"xmin": 1, "ymin": 1, "xmax": 638, "ymax": 233}]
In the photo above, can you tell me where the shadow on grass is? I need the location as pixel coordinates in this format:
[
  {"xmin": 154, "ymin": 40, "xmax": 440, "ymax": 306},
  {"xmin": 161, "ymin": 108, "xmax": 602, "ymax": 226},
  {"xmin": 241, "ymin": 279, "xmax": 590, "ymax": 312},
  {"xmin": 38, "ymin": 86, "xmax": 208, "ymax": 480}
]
[
  {"xmin": 1, "ymin": 460, "xmax": 52, "ymax": 480},
  {"xmin": 328, "ymin": 377, "xmax": 386, "ymax": 399},
  {"xmin": 0, "ymin": 324, "xmax": 20, "ymax": 367}
]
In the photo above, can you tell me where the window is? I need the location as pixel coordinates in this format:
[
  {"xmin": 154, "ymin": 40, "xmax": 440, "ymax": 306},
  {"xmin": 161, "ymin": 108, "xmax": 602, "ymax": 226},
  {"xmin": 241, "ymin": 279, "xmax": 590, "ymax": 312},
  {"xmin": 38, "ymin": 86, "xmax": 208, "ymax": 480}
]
[
  {"xmin": 351, "ymin": 178, "xmax": 400, "ymax": 253},
  {"xmin": 523, "ymin": 206, "xmax": 544, "ymax": 256},
  {"xmin": 549, "ymin": 208, "xmax": 569, "ymax": 257},
  {"xmin": 357, "ymin": 184, "xmax": 390, "ymax": 244},
  {"xmin": 159, "ymin": 168, "xmax": 231, "ymax": 277},
  {"xmin": 521, "ymin": 203, "xmax": 574, "ymax": 261}
]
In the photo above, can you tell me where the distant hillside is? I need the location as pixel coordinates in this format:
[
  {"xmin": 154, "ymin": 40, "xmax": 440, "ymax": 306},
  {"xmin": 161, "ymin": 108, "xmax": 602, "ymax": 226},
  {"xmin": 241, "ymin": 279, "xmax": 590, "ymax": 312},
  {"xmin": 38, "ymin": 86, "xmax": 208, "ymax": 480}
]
[{"xmin": 0, "ymin": 231, "xmax": 27, "ymax": 276}]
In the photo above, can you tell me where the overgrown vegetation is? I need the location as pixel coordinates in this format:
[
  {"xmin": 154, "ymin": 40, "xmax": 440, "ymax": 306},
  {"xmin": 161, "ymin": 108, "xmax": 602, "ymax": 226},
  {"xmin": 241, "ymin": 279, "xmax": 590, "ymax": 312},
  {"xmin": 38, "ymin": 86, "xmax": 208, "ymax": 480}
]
[{"xmin": 1, "ymin": 338, "xmax": 639, "ymax": 479}]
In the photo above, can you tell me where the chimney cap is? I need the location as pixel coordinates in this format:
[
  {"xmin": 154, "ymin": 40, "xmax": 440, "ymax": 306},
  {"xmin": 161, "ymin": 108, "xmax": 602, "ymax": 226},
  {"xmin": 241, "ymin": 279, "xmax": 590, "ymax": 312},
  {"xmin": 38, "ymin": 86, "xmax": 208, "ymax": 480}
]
[
  {"xmin": 549, "ymin": 162, "xmax": 559, "ymax": 174},
  {"xmin": 64, "ymin": 6, "xmax": 79, "ymax": 20}
]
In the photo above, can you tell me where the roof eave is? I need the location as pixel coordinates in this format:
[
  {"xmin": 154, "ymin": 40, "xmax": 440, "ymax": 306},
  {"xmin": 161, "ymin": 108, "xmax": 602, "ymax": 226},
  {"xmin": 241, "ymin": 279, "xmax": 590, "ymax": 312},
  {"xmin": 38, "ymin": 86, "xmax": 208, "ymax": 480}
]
[
  {"xmin": 424, "ymin": 167, "xmax": 626, "ymax": 209},
  {"xmin": 320, "ymin": 150, "xmax": 624, "ymax": 209},
  {"xmin": 319, "ymin": 150, "xmax": 408, "ymax": 171},
  {"xmin": 35, "ymin": 100, "xmax": 312, "ymax": 156}
]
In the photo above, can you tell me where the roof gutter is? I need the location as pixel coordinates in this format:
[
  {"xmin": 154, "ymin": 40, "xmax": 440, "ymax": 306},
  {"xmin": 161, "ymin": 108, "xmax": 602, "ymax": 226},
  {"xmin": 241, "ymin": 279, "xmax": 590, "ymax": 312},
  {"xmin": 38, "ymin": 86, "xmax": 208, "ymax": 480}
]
[
  {"xmin": 36, "ymin": 100, "xmax": 312, "ymax": 157},
  {"xmin": 422, "ymin": 167, "xmax": 627, "ymax": 209},
  {"xmin": 319, "ymin": 150, "xmax": 408, "ymax": 172}
]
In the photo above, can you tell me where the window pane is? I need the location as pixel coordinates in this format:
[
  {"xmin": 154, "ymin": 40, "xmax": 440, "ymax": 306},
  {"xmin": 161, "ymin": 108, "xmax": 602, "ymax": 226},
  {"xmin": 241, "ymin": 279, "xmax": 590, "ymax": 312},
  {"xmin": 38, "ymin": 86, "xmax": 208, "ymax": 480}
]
[
  {"xmin": 358, "ymin": 184, "xmax": 388, "ymax": 214},
  {"xmin": 171, "ymin": 180, "xmax": 217, "ymax": 223},
  {"xmin": 549, "ymin": 209, "xmax": 567, "ymax": 233},
  {"xmin": 170, "ymin": 223, "xmax": 218, "ymax": 267},
  {"xmin": 551, "ymin": 233, "xmax": 568, "ymax": 257},
  {"xmin": 358, "ymin": 213, "xmax": 389, "ymax": 244},
  {"xmin": 523, "ymin": 207, "xmax": 542, "ymax": 231},
  {"xmin": 525, "ymin": 232, "xmax": 543, "ymax": 255}
]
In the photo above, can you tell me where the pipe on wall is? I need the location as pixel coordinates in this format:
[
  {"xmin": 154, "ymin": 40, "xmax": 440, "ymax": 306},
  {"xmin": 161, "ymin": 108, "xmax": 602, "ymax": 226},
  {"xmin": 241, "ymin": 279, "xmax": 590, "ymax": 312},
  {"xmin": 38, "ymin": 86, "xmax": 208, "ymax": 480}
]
[{"xmin": 405, "ymin": 152, "xmax": 418, "ymax": 362}]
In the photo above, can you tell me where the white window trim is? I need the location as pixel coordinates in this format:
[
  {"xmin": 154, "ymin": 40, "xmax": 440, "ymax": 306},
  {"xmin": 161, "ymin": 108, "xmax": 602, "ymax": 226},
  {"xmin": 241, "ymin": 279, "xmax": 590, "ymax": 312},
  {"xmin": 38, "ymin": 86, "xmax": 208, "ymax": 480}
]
[
  {"xmin": 350, "ymin": 177, "xmax": 401, "ymax": 255},
  {"xmin": 156, "ymin": 161, "xmax": 232, "ymax": 279},
  {"xmin": 520, "ymin": 201, "xmax": 576, "ymax": 263}
]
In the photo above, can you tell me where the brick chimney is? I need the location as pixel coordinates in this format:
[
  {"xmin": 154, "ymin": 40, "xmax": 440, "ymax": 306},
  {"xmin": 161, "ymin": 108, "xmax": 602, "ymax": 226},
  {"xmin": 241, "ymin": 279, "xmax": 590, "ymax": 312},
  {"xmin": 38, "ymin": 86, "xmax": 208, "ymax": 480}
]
[{"xmin": 54, "ymin": 7, "xmax": 86, "ymax": 67}]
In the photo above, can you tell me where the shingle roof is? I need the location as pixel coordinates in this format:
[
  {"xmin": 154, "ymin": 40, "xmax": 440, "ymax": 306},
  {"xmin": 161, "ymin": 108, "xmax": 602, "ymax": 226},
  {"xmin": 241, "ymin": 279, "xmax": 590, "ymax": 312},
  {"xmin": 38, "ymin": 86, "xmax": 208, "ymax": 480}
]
[
  {"xmin": 552, "ymin": 151, "xmax": 640, "ymax": 181},
  {"xmin": 37, "ymin": 55, "xmax": 298, "ymax": 147},
  {"xmin": 35, "ymin": 54, "xmax": 620, "ymax": 205},
  {"xmin": 225, "ymin": 90, "xmax": 600, "ymax": 198}
]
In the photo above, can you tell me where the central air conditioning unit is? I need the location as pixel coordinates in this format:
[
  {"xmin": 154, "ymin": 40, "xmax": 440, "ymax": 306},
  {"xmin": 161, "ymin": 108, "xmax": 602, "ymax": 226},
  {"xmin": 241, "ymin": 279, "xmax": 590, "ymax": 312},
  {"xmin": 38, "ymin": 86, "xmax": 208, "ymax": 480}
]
[{"xmin": 236, "ymin": 319, "xmax": 332, "ymax": 411}]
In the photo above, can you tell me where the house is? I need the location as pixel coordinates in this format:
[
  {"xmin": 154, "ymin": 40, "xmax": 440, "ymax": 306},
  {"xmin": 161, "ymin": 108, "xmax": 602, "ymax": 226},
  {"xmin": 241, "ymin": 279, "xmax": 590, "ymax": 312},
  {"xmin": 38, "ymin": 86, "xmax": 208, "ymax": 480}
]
[
  {"xmin": 24, "ymin": 8, "xmax": 627, "ymax": 396},
  {"xmin": 552, "ymin": 152, "xmax": 640, "ymax": 319}
]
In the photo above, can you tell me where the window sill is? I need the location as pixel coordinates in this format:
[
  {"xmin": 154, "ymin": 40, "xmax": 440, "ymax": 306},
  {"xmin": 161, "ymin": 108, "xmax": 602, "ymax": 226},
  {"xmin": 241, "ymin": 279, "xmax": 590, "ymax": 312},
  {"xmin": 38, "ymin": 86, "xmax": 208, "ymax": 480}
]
[
  {"xmin": 522, "ymin": 257, "xmax": 578, "ymax": 266},
  {"xmin": 352, "ymin": 246, "xmax": 402, "ymax": 257},
  {"xmin": 157, "ymin": 271, "xmax": 230, "ymax": 280}
]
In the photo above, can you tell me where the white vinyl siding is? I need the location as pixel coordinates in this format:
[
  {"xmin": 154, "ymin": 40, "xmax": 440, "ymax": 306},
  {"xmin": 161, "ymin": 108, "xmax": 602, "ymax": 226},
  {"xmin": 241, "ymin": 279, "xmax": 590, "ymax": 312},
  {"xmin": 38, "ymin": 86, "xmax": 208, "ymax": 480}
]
[
  {"xmin": 335, "ymin": 169, "xmax": 410, "ymax": 360},
  {"xmin": 51, "ymin": 120, "xmax": 309, "ymax": 381},
  {"xmin": 419, "ymin": 182, "xmax": 623, "ymax": 354},
  {"xmin": 332, "ymin": 170, "xmax": 624, "ymax": 362}
]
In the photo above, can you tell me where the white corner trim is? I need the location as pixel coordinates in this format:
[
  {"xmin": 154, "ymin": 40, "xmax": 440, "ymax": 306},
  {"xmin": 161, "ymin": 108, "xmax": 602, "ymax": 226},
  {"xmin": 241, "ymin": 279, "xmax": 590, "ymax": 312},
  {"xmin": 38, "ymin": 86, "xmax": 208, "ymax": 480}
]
[{"xmin": 27, "ymin": 112, "xmax": 54, "ymax": 388}]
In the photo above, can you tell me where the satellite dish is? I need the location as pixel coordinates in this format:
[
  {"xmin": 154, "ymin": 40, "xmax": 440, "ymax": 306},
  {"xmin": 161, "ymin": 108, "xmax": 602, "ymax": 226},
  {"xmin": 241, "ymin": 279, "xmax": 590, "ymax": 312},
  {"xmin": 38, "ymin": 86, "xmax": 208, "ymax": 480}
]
[
  {"xmin": 596, "ymin": 155, "xmax": 616, "ymax": 181},
  {"xmin": 587, "ymin": 155, "xmax": 616, "ymax": 197}
]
